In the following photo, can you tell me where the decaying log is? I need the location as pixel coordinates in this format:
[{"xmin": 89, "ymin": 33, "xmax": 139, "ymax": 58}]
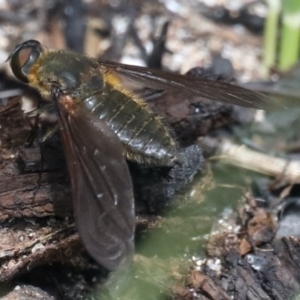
[
  {"xmin": 149, "ymin": 92, "xmax": 235, "ymax": 144},
  {"xmin": 0, "ymin": 94, "xmax": 227, "ymax": 287},
  {"xmin": 2, "ymin": 285, "xmax": 54, "ymax": 300},
  {"xmin": 2, "ymin": 94, "xmax": 299, "ymax": 300},
  {"xmin": 0, "ymin": 223, "xmax": 80, "ymax": 283}
]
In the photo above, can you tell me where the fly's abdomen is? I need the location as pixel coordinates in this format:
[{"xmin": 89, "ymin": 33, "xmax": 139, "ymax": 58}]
[{"xmin": 83, "ymin": 88, "xmax": 176, "ymax": 165}]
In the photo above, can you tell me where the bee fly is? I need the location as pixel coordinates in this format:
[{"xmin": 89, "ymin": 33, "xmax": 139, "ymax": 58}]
[{"xmin": 8, "ymin": 40, "xmax": 279, "ymax": 272}]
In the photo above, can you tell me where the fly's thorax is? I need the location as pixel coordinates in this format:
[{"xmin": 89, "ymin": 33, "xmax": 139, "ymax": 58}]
[
  {"xmin": 24, "ymin": 47, "xmax": 177, "ymax": 166},
  {"xmin": 28, "ymin": 50, "xmax": 105, "ymax": 99},
  {"xmin": 82, "ymin": 81, "xmax": 177, "ymax": 166}
]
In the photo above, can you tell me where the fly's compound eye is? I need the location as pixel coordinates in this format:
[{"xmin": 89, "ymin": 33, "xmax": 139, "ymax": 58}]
[{"xmin": 8, "ymin": 40, "xmax": 45, "ymax": 83}]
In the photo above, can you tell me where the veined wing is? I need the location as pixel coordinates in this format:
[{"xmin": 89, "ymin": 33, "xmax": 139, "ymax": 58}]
[
  {"xmin": 243, "ymin": 79, "xmax": 300, "ymax": 108},
  {"xmin": 99, "ymin": 60, "xmax": 284, "ymax": 110},
  {"xmin": 56, "ymin": 95, "xmax": 135, "ymax": 271}
]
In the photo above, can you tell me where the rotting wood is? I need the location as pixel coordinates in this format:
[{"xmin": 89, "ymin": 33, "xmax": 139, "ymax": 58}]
[
  {"xmin": 2, "ymin": 96, "xmax": 298, "ymax": 300},
  {"xmin": 0, "ymin": 95, "xmax": 232, "ymax": 285}
]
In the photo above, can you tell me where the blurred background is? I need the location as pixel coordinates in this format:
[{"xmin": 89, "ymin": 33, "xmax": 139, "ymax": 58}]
[{"xmin": 0, "ymin": 0, "xmax": 275, "ymax": 79}]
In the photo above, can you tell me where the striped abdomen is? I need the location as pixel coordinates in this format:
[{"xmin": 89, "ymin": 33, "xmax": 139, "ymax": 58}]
[{"xmin": 83, "ymin": 84, "xmax": 176, "ymax": 165}]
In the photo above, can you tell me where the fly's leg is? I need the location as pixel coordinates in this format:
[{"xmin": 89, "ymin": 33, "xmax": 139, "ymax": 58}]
[
  {"xmin": 24, "ymin": 104, "xmax": 60, "ymax": 195},
  {"xmin": 39, "ymin": 123, "xmax": 60, "ymax": 143},
  {"xmin": 33, "ymin": 123, "xmax": 60, "ymax": 195},
  {"xmin": 24, "ymin": 112, "xmax": 40, "ymax": 147},
  {"xmin": 24, "ymin": 103, "xmax": 54, "ymax": 146}
]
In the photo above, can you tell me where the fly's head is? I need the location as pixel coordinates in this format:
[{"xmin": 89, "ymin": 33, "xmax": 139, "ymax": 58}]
[
  {"xmin": 9, "ymin": 40, "xmax": 45, "ymax": 84},
  {"xmin": 8, "ymin": 40, "xmax": 105, "ymax": 101}
]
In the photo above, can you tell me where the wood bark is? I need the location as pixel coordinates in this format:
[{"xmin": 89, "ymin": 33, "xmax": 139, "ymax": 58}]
[{"xmin": 1, "ymin": 96, "xmax": 298, "ymax": 300}]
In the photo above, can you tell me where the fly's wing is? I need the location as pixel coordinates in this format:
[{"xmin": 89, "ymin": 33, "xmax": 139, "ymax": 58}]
[
  {"xmin": 56, "ymin": 95, "xmax": 135, "ymax": 271},
  {"xmin": 243, "ymin": 80, "xmax": 300, "ymax": 108},
  {"xmin": 243, "ymin": 64, "xmax": 300, "ymax": 108},
  {"xmin": 99, "ymin": 61, "xmax": 284, "ymax": 110}
]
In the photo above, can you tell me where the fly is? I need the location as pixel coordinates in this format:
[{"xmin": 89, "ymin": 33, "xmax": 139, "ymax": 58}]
[{"xmin": 7, "ymin": 39, "xmax": 282, "ymax": 272}]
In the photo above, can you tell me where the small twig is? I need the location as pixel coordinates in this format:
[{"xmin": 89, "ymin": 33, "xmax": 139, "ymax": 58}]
[{"xmin": 201, "ymin": 137, "xmax": 300, "ymax": 183}]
